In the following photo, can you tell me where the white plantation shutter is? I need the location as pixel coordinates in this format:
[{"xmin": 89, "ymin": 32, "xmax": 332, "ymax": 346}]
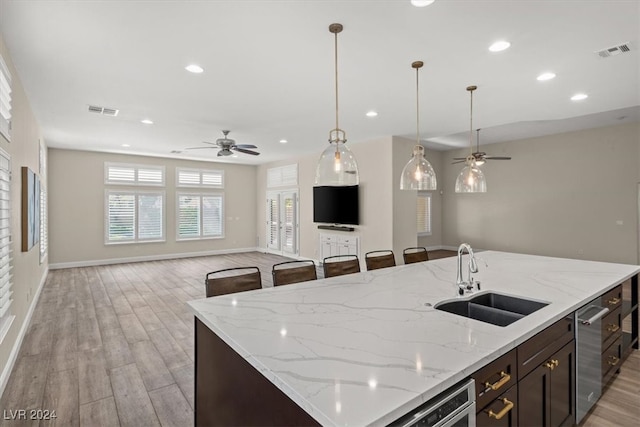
[
  {"xmin": 417, "ymin": 192, "xmax": 432, "ymax": 235},
  {"xmin": 105, "ymin": 163, "xmax": 164, "ymax": 186},
  {"xmin": 267, "ymin": 164, "xmax": 297, "ymax": 188},
  {"xmin": 266, "ymin": 193, "xmax": 279, "ymax": 249},
  {"xmin": 39, "ymin": 186, "xmax": 48, "ymax": 262},
  {"xmin": 0, "ymin": 55, "xmax": 12, "ymax": 141},
  {"xmin": 178, "ymin": 193, "xmax": 223, "ymax": 239},
  {"xmin": 138, "ymin": 193, "xmax": 163, "ymax": 239},
  {"xmin": 107, "ymin": 193, "xmax": 136, "ymax": 241},
  {"xmin": 106, "ymin": 191, "xmax": 164, "ymax": 243},
  {"xmin": 202, "ymin": 195, "xmax": 223, "ymax": 237},
  {"xmin": 177, "ymin": 168, "xmax": 224, "ymax": 188},
  {"xmin": 0, "ymin": 148, "xmax": 13, "ymax": 340},
  {"xmin": 178, "ymin": 195, "xmax": 200, "ymax": 238}
]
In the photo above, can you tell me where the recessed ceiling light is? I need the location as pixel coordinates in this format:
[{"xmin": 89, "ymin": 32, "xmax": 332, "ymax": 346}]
[
  {"xmin": 489, "ymin": 41, "xmax": 511, "ymax": 52},
  {"xmin": 366, "ymin": 111, "xmax": 378, "ymax": 117},
  {"xmin": 121, "ymin": 144, "xmax": 130, "ymax": 147},
  {"xmin": 411, "ymin": 0, "xmax": 435, "ymax": 7},
  {"xmin": 279, "ymin": 139, "xmax": 288, "ymax": 144},
  {"xmin": 571, "ymin": 93, "xmax": 588, "ymax": 101},
  {"xmin": 536, "ymin": 72, "xmax": 556, "ymax": 81},
  {"xmin": 185, "ymin": 64, "xmax": 204, "ymax": 74},
  {"xmin": 140, "ymin": 119, "xmax": 154, "ymax": 125}
]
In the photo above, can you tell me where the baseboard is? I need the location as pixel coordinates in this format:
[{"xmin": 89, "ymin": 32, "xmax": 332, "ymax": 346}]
[
  {"xmin": 0, "ymin": 266, "xmax": 48, "ymax": 399},
  {"xmin": 48, "ymin": 247, "xmax": 259, "ymax": 270},
  {"xmin": 260, "ymin": 248, "xmax": 321, "ymax": 265}
]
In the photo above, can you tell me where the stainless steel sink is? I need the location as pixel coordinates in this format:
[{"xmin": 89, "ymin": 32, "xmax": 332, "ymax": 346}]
[{"xmin": 435, "ymin": 292, "xmax": 548, "ymax": 327}]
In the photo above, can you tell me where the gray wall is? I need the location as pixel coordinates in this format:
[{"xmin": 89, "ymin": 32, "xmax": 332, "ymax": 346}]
[
  {"xmin": 48, "ymin": 149, "xmax": 257, "ymax": 266},
  {"xmin": 441, "ymin": 122, "xmax": 639, "ymax": 264}
]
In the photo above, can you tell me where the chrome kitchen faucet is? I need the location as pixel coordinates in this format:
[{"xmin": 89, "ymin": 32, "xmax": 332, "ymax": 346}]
[{"xmin": 456, "ymin": 243, "xmax": 481, "ymax": 295}]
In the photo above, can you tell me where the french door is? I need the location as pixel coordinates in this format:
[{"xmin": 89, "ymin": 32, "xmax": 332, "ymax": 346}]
[{"xmin": 266, "ymin": 190, "xmax": 299, "ymax": 256}]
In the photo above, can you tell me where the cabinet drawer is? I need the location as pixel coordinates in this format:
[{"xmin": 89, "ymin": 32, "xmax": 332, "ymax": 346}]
[
  {"xmin": 602, "ymin": 337, "xmax": 622, "ymax": 387},
  {"xmin": 472, "ymin": 349, "xmax": 517, "ymax": 411},
  {"xmin": 601, "ymin": 307, "xmax": 621, "ymax": 350},
  {"xmin": 517, "ymin": 316, "xmax": 574, "ymax": 380},
  {"xmin": 602, "ymin": 285, "xmax": 622, "ymax": 311},
  {"xmin": 320, "ymin": 235, "xmax": 336, "ymax": 243},
  {"xmin": 337, "ymin": 236, "xmax": 356, "ymax": 244},
  {"xmin": 476, "ymin": 384, "xmax": 518, "ymax": 427}
]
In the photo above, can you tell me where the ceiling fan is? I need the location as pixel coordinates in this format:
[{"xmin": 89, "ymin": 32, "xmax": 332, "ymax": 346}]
[
  {"xmin": 186, "ymin": 130, "xmax": 260, "ymax": 157},
  {"xmin": 452, "ymin": 128, "xmax": 511, "ymax": 165}
]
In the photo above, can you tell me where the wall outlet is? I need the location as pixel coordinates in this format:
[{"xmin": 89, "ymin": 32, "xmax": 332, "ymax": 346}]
[{"xmin": 616, "ymin": 220, "xmax": 623, "ymax": 226}]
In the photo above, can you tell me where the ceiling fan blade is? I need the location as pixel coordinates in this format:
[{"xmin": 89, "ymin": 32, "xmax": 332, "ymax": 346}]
[
  {"xmin": 451, "ymin": 160, "xmax": 466, "ymax": 164},
  {"xmin": 185, "ymin": 146, "xmax": 216, "ymax": 150},
  {"xmin": 485, "ymin": 156, "xmax": 512, "ymax": 160},
  {"xmin": 233, "ymin": 147, "xmax": 260, "ymax": 156},
  {"xmin": 452, "ymin": 157, "xmax": 467, "ymax": 160},
  {"xmin": 201, "ymin": 141, "xmax": 218, "ymax": 146},
  {"xmin": 234, "ymin": 144, "xmax": 257, "ymax": 149}
]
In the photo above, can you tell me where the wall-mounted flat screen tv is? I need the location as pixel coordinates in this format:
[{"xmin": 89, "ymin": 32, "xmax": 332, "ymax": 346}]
[{"xmin": 313, "ymin": 185, "xmax": 359, "ymax": 225}]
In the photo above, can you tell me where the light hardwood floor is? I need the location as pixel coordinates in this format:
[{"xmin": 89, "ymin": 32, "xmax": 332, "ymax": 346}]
[{"xmin": 0, "ymin": 251, "xmax": 637, "ymax": 426}]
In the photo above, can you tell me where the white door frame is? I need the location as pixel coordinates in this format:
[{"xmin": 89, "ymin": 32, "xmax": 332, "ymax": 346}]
[{"xmin": 265, "ymin": 188, "xmax": 299, "ymax": 257}]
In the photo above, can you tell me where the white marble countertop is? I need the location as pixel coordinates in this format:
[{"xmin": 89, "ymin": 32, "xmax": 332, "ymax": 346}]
[{"xmin": 187, "ymin": 251, "xmax": 639, "ymax": 426}]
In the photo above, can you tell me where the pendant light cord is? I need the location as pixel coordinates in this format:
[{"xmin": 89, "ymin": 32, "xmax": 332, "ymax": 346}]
[
  {"xmin": 334, "ymin": 30, "xmax": 339, "ymax": 132},
  {"xmin": 469, "ymin": 89, "xmax": 474, "ymax": 157},
  {"xmin": 416, "ymin": 66, "xmax": 420, "ymax": 145}
]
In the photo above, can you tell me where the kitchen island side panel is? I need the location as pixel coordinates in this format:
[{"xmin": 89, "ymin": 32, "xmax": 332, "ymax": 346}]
[{"xmin": 195, "ymin": 317, "xmax": 320, "ymax": 427}]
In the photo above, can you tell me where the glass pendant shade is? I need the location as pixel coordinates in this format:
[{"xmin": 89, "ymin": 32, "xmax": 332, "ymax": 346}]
[
  {"xmin": 455, "ymin": 158, "xmax": 487, "ymax": 193},
  {"xmin": 400, "ymin": 145, "xmax": 437, "ymax": 190},
  {"xmin": 315, "ymin": 139, "xmax": 359, "ymax": 186},
  {"xmin": 315, "ymin": 23, "xmax": 359, "ymax": 187}
]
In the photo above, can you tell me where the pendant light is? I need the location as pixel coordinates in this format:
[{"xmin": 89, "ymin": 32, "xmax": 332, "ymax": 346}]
[
  {"xmin": 315, "ymin": 23, "xmax": 359, "ymax": 187},
  {"xmin": 454, "ymin": 85, "xmax": 487, "ymax": 193},
  {"xmin": 400, "ymin": 61, "xmax": 437, "ymax": 190}
]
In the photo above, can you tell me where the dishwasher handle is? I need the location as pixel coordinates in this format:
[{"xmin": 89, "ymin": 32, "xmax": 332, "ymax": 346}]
[{"xmin": 578, "ymin": 306, "xmax": 609, "ymax": 325}]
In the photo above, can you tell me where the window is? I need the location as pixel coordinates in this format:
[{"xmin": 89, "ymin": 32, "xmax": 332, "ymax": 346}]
[
  {"xmin": 39, "ymin": 140, "xmax": 47, "ymax": 263},
  {"xmin": 105, "ymin": 163, "xmax": 164, "ymax": 186},
  {"xmin": 39, "ymin": 186, "xmax": 48, "ymax": 263},
  {"xmin": 177, "ymin": 193, "xmax": 223, "ymax": 240},
  {"xmin": 177, "ymin": 168, "xmax": 224, "ymax": 188},
  {"xmin": 267, "ymin": 164, "xmax": 298, "ymax": 188},
  {"xmin": 0, "ymin": 148, "xmax": 13, "ymax": 342},
  {"xmin": 0, "ymin": 55, "xmax": 11, "ymax": 141},
  {"xmin": 106, "ymin": 191, "xmax": 164, "ymax": 243},
  {"xmin": 417, "ymin": 192, "xmax": 432, "ymax": 236}
]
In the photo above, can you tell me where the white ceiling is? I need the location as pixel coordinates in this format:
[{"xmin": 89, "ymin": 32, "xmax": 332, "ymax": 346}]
[{"xmin": 1, "ymin": 0, "xmax": 638, "ymax": 165}]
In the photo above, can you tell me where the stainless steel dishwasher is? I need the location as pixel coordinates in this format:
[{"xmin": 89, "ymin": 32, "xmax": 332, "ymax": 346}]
[
  {"xmin": 388, "ymin": 379, "xmax": 476, "ymax": 427},
  {"xmin": 575, "ymin": 298, "xmax": 610, "ymax": 423}
]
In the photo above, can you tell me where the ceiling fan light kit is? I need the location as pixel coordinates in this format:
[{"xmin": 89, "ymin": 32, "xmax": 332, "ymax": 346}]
[
  {"xmin": 455, "ymin": 85, "xmax": 487, "ymax": 193},
  {"xmin": 400, "ymin": 61, "xmax": 437, "ymax": 191},
  {"xmin": 315, "ymin": 23, "xmax": 359, "ymax": 187}
]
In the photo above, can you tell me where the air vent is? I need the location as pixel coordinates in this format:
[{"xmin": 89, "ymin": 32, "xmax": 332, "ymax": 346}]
[
  {"xmin": 596, "ymin": 42, "xmax": 632, "ymax": 58},
  {"xmin": 170, "ymin": 150, "xmax": 183, "ymax": 154},
  {"xmin": 88, "ymin": 105, "xmax": 119, "ymax": 116}
]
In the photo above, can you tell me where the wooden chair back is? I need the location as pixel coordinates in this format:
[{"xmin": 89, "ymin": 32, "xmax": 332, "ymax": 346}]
[
  {"xmin": 403, "ymin": 247, "xmax": 429, "ymax": 264},
  {"xmin": 205, "ymin": 267, "xmax": 262, "ymax": 297},
  {"xmin": 272, "ymin": 260, "xmax": 318, "ymax": 287},
  {"xmin": 323, "ymin": 255, "xmax": 361, "ymax": 278},
  {"xmin": 365, "ymin": 250, "xmax": 396, "ymax": 271}
]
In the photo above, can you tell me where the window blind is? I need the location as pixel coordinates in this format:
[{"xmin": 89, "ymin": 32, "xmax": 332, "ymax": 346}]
[
  {"xmin": 0, "ymin": 55, "xmax": 12, "ymax": 141},
  {"xmin": 0, "ymin": 148, "xmax": 13, "ymax": 339},
  {"xmin": 177, "ymin": 193, "xmax": 223, "ymax": 239},
  {"xmin": 105, "ymin": 163, "xmax": 164, "ymax": 186},
  {"xmin": 177, "ymin": 168, "xmax": 224, "ymax": 188},
  {"xmin": 417, "ymin": 192, "xmax": 432, "ymax": 235},
  {"xmin": 267, "ymin": 164, "xmax": 298, "ymax": 188},
  {"xmin": 106, "ymin": 191, "xmax": 164, "ymax": 243}
]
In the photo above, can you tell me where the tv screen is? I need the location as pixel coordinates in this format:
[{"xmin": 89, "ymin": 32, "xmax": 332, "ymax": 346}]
[{"xmin": 313, "ymin": 185, "xmax": 359, "ymax": 225}]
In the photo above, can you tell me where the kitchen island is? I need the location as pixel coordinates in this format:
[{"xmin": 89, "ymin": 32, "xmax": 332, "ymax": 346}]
[{"xmin": 187, "ymin": 251, "xmax": 639, "ymax": 426}]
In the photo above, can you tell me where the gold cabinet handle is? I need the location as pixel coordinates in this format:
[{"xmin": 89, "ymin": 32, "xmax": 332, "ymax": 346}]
[
  {"xmin": 545, "ymin": 360, "xmax": 557, "ymax": 370},
  {"xmin": 607, "ymin": 324, "xmax": 620, "ymax": 332},
  {"xmin": 608, "ymin": 355, "xmax": 619, "ymax": 366},
  {"xmin": 552, "ymin": 359, "xmax": 559, "ymax": 367},
  {"xmin": 608, "ymin": 297, "xmax": 621, "ymax": 306},
  {"xmin": 484, "ymin": 371, "xmax": 511, "ymax": 391},
  {"xmin": 487, "ymin": 398, "xmax": 514, "ymax": 420}
]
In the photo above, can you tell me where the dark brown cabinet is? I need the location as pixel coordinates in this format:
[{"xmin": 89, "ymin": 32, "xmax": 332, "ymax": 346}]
[
  {"xmin": 476, "ymin": 384, "xmax": 518, "ymax": 427},
  {"xmin": 518, "ymin": 341, "xmax": 575, "ymax": 427}
]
